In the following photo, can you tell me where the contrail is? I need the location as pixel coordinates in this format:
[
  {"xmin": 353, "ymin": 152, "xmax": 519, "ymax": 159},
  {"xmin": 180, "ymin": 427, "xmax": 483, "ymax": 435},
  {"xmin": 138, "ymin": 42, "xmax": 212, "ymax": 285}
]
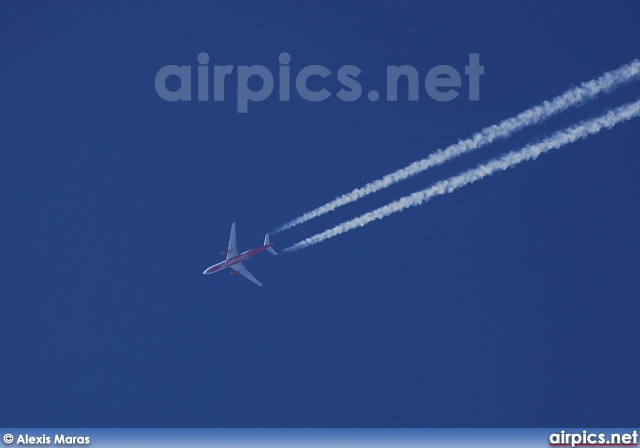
[
  {"xmin": 283, "ymin": 99, "xmax": 640, "ymax": 252},
  {"xmin": 274, "ymin": 59, "xmax": 640, "ymax": 234}
]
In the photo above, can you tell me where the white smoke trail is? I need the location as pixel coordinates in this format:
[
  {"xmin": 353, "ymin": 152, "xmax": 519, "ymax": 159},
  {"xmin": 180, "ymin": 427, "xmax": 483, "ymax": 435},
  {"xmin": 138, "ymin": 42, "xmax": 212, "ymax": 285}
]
[
  {"xmin": 274, "ymin": 59, "xmax": 640, "ymax": 234},
  {"xmin": 283, "ymin": 99, "xmax": 640, "ymax": 252}
]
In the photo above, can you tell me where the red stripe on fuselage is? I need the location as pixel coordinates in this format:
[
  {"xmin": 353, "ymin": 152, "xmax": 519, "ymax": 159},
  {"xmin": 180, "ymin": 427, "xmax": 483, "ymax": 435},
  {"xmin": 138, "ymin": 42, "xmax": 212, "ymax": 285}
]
[{"xmin": 203, "ymin": 244, "xmax": 272, "ymax": 274}]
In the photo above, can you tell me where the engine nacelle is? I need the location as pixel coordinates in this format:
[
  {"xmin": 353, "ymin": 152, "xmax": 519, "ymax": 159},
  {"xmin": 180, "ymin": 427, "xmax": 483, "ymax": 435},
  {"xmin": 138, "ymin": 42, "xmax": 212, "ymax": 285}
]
[
  {"xmin": 221, "ymin": 249, "xmax": 228, "ymax": 255},
  {"xmin": 230, "ymin": 270, "xmax": 237, "ymax": 276}
]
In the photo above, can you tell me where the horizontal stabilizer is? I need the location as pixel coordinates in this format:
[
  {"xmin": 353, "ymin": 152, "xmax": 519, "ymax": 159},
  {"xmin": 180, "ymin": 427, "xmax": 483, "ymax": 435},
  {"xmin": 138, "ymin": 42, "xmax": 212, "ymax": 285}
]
[{"xmin": 264, "ymin": 234, "xmax": 278, "ymax": 255}]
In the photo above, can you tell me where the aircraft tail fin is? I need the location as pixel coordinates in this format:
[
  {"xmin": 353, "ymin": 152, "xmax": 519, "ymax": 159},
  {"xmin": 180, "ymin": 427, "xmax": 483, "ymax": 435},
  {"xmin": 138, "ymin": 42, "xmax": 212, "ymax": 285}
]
[{"xmin": 264, "ymin": 234, "xmax": 278, "ymax": 255}]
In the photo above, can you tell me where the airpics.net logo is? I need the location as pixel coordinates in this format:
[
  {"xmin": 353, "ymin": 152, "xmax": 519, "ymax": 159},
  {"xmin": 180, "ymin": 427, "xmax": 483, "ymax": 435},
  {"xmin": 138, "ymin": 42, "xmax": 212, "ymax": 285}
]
[
  {"xmin": 154, "ymin": 52, "xmax": 484, "ymax": 113},
  {"xmin": 549, "ymin": 430, "xmax": 638, "ymax": 447}
]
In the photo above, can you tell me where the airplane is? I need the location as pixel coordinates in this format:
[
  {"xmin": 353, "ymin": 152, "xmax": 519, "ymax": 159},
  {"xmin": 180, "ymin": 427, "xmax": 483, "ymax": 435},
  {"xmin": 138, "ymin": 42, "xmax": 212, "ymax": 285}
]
[{"xmin": 202, "ymin": 222, "xmax": 277, "ymax": 286}]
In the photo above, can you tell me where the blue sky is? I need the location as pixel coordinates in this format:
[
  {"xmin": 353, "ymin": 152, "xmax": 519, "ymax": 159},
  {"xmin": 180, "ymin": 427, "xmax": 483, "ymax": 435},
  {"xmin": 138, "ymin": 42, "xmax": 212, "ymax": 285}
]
[{"xmin": 1, "ymin": 1, "xmax": 639, "ymax": 427}]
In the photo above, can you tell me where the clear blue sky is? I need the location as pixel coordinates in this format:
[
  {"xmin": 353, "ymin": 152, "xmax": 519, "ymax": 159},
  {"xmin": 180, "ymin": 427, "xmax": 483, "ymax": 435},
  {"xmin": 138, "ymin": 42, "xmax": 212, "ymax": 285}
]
[{"xmin": 1, "ymin": 1, "xmax": 639, "ymax": 427}]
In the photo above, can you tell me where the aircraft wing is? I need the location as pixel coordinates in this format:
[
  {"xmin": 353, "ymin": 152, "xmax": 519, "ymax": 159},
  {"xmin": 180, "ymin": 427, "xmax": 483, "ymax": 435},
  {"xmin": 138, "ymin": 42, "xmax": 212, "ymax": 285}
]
[
  {"xmin": 226, "ymin": 222, "xmax": 238, "ymax": 259},
  {"xmin": 231, "ymin": 262, "xmax": 263, "ymax": 287}
]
